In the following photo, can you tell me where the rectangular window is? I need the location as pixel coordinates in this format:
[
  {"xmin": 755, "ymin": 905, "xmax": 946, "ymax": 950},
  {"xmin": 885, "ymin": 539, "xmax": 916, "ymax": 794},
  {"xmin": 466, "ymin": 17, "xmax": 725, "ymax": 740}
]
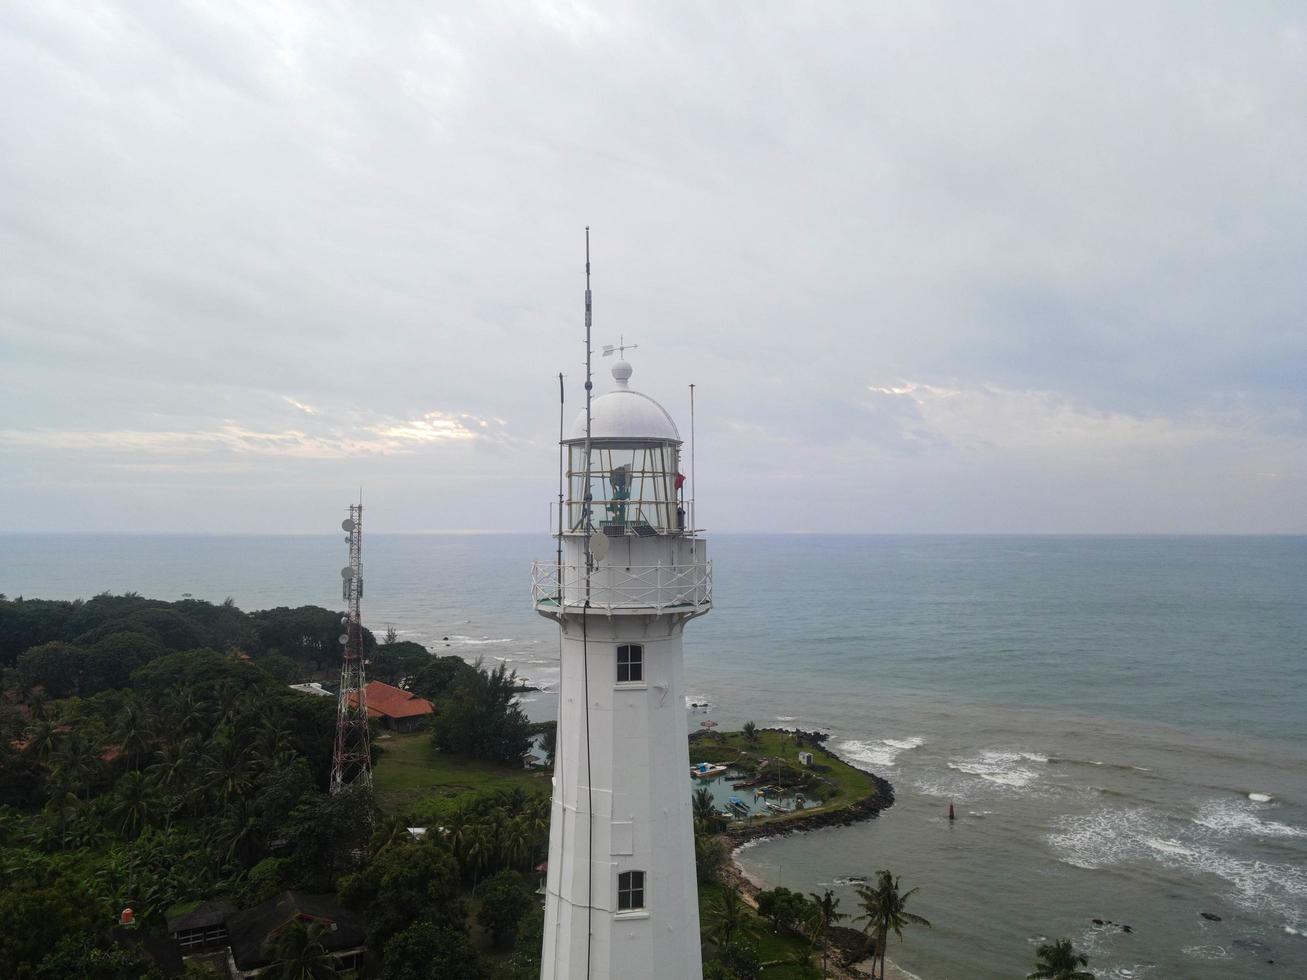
[
  {"xmin": 616, "ymin": 644, "xmax": 643, "ymax": 684},
  {"xmin": 617, "ymin": 870, "xmax": 645, "ymax": 911}
]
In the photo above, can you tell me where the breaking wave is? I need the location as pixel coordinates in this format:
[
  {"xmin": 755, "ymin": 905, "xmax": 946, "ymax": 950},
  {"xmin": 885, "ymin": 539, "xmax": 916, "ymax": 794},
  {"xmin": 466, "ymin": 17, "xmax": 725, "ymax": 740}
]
[
  {"xmin": 1194, "ymin": 800, "xmax": 1307, "ymax": 840},
  {"xmin": 1048, "ymin": 806, "xmax": 1307, "ymax": 929},
  {"xmin": 832, "ymin": 735, "xmax": 925, "ymax": 769},
  {"xmin": 947, "ymin": 749, "xmax": 1047, "ymax": 789}
]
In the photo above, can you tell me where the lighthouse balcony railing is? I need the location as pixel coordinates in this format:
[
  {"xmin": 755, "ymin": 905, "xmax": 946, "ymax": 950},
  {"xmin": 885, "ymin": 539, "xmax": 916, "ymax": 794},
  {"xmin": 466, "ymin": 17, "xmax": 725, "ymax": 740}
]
[{"xmin": 531, "ymin": 560, "xmax": 712, "ymax": 612}]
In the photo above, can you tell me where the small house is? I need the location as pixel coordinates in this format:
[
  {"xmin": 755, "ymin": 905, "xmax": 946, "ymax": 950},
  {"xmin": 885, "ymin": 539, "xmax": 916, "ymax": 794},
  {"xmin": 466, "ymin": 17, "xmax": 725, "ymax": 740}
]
[{"xmin": 346, "ymin": 680, "xmax": 434, "ymax": 732}]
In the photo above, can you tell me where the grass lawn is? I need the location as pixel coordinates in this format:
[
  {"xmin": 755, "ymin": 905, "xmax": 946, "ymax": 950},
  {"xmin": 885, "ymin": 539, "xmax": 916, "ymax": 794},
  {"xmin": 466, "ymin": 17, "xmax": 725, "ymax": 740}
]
[
  {"xmin": 689, "ymin": 728, "xmax": 875, "ymax": 827},
  {"xmin": 699, "ymin": 881, "xmax": 822, "ymax": 978},
  {"xmin": 372, "ymin": 732, "xmax": 548, "ymax": 813}
]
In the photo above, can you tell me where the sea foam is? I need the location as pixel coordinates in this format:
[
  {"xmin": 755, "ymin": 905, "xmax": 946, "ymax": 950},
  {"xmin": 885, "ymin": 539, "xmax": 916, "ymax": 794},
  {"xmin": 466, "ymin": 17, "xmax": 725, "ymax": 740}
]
[
  {"xmin": 947, "ymin": 749, "xmax": 1046, "ymax": 789},
  {"xmin": 1049, "ymin": 806, "xmax": 1307, "ymax": 929},
  {"xmin": 1194, "ymin": 800, "xmax": 1307, "ymax": 840},
  {"xmin": 832, "ymin": 735, "xmax": 924, "ymax": 769}
]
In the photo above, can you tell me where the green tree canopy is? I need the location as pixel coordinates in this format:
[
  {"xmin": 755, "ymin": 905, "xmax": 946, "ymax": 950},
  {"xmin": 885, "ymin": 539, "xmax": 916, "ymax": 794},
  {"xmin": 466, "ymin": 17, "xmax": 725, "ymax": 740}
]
[
  {"xmin": 475, "ymin": 869, "xmax": 533, "ymax": 947},
  {"xmin": 1028, "ymin": 938, "xmax": 1095, "ymax": 980},
  {"xmin": 430, "ymin": 660, "xmax": 529, "ymax": 766}
]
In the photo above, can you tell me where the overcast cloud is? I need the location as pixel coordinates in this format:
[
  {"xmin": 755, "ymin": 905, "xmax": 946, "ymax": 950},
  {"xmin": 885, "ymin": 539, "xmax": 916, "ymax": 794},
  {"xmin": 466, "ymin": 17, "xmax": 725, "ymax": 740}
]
[{"xmin": 2, "ymin": 1, "xmax": 1304, "ymax": 533}]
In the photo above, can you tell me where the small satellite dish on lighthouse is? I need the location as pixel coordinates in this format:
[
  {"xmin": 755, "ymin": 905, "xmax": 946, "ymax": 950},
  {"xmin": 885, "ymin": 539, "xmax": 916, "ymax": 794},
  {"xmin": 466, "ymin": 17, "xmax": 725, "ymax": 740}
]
[
  {"xmin": 588, "ymin": 530, "xmax": 609, "ymax": 561},
  {"xmin": 341, "ymin": 566, "xmax": 354, "ymax": 579},
  {"xmin": 342, "ymin": 518, "xmax": 355, "ymax": 532}
]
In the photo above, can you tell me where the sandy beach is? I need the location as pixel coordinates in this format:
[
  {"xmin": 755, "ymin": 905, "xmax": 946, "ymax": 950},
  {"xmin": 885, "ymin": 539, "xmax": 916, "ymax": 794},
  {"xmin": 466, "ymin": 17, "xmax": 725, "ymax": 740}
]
[{"xmin": 730, "ymin": 848, "xmax": 924, "ymax": 980}]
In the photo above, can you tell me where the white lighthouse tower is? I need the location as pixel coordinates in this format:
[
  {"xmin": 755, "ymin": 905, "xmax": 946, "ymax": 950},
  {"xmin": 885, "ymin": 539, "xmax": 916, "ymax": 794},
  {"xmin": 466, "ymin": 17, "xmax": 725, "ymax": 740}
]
[{"xmin": 532, "ymin": 354, "xmax": 711, "ymax": 980}]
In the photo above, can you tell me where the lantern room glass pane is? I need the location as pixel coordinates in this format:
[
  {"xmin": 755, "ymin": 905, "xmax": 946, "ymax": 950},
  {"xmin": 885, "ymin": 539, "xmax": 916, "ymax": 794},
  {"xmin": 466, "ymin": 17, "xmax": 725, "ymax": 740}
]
[{"xmin": 567, "ymin": 444, "xmax": 682, "ymax": 534}]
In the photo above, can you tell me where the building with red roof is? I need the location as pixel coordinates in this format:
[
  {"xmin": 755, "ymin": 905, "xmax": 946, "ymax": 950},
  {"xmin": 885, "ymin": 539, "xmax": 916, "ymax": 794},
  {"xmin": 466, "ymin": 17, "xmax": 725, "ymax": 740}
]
[{"xmin": 346, "ymin": 680, "xmax": 434, "ymax": 733}]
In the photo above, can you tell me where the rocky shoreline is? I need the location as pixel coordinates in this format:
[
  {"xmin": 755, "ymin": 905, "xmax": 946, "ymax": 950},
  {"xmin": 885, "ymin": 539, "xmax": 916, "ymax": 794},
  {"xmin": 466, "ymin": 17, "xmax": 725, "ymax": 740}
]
[
  {"xmin": 702, "ymin": 727, "xmax": 896, "ymax": 848},
  {"xmin": 705, "ymin": 728, "xmax": 900, "ymax": 979}
]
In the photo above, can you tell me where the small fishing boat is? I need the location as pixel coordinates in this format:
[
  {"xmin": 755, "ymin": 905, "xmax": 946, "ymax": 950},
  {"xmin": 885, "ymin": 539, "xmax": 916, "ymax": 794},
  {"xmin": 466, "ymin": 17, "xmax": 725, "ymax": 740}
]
[
  {"xmin": 764, "ymin": 801, "xmax": 787, "ymax": 814},
  {"xmin": 727, "ymin": 796, "xmax": 751, "ymax": 816},
  {"xmin": 691, "ymin": 763, "xmax": 728, "ymax": 779}
]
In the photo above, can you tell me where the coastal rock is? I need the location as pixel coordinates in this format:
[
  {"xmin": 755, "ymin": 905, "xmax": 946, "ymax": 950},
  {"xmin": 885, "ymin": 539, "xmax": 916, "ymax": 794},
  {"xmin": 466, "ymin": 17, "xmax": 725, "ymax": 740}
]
[
  {"xmin": 1200, "ymin": 912, "xmax": 1222, "ymax": 922},
  {"xmin": 718, "ymin": 728, "xmax": 896, "ymax": 849}
]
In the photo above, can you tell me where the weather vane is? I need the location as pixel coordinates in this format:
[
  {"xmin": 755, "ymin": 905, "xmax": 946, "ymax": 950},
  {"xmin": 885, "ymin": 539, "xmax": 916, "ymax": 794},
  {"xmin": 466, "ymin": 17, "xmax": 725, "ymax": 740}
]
[{"xmin": 602, "ymin": 335, "xmax": 638, "ymax": 358}]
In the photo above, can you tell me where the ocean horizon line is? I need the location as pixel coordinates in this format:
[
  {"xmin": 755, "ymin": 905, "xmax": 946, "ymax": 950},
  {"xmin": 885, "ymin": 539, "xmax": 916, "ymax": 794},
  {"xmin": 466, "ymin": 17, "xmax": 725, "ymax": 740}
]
[{"xmin": 4, "ymin": 529, "xmax": 1306, "ymax": 538}]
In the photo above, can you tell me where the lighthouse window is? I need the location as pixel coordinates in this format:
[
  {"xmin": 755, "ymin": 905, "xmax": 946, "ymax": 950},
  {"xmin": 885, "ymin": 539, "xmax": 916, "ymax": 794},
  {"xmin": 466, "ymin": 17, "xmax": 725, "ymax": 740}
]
[
  {"xmin": 616, "ymin": 644, "xmax": 643, "ymax": 684},
  {"xmin": 617, "ymin": 870, "xmax": 645, "ymax": 911}
]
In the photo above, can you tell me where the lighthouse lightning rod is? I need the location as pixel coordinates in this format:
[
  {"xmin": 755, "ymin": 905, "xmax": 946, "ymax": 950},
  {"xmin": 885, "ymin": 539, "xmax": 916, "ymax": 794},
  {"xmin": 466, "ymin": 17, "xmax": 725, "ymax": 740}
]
[
  {"xmin": 580, "ymin": 226, "xmax": 596, "ymax": 978},
  {"xmin": 557, "ymin": 372, "xmax": 564, "ymax": 578},
  {"xmin": 689, "ymin": 383, "xmax": 696, "ymax": 559}
]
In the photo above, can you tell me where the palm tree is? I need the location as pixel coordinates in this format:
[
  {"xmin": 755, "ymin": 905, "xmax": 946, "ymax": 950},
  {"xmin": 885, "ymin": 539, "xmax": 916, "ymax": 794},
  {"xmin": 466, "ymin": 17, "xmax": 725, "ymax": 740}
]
[
  {"xmin": 1028, "ymin": 938, "xmax": 1094, "ymax": 980},
  {"xmin": 855, "ymin": 870, "xmax": 931, "ymax": 980},
  {"xmin": 108, "ymin": 770, "xmax": 162, "ymax": 840},
  {"xmin": 261, "ymin": 919, "xmax": 340, "ymax": 980},
  {"xmin": 742, "ymin": 721, "xmax": 759, "ymax": 745},
  {"xmin": 41, "ymin": 777, "xmax": 82, "ymax": 849},
  {"xmin": 203, "ymin": 734, "xmax": 255, "ymax": 806},
  {"xmin": 807, "ymin": 889, "xmax": 848, "ymax": 977},
  {"xmin": 706, "ymin": 887, "xmax": 752, "ymax": 948},
  {"xmin": 112, "ymin": 699, "xmax": 154, "ymax": 770},
  {"xmin": 52, "ymin": 730, "xmax": 101, "ymax": 801},
  {"xmin": 463, "ymin": 823, "xmax": 494, "ymax": 887},
  {"xmin": 254, "ymin": 718, "xmax": 295, "ymax": 763},
  {"xmin": 219, "ymin": 797, "xmax": 262, "ymax": 868},
  {"xmin": 693, "ymin": 786, "xmax": 719, "ymax": 831},
  {"xmin": 22, "ymin": 719, "xmax": 60, "ymax": 766},
  {"xmin": 500, "ymin": 815, "xmax": 532, "ymax": 870}
]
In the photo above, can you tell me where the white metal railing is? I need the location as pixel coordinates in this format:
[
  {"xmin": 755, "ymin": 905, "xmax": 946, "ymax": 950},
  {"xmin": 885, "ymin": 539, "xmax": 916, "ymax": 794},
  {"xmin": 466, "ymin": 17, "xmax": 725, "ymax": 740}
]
[{"xmin": 531, "ymin": 561, "xmax": 712, "ymax": 612}]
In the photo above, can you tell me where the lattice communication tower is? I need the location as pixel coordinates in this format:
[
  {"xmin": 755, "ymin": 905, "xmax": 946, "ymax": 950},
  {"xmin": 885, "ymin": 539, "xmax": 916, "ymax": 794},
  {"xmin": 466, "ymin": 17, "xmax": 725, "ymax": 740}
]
[{"xmin": 331, "ymin": 503, "xmax": 371, "ymax": 793}]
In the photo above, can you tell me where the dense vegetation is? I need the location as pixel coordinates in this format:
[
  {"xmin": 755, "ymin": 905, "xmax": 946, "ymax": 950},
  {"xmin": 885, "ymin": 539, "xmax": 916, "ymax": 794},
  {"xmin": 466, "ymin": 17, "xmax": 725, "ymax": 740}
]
[
  {"xmin": 0, "ymin": 595, "xmax": 1095, "ymax": 979},
  {"xmin": 0, "ymin": 593, "xmax": 541, "ymax": 979}
]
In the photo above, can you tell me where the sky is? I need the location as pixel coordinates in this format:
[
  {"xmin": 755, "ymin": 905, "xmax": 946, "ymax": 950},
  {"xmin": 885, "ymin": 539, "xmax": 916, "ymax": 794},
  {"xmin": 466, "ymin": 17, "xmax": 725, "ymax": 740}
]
[{"xmin": 2, "ymin": 1, "xmax": 1305, "ymax": 534}]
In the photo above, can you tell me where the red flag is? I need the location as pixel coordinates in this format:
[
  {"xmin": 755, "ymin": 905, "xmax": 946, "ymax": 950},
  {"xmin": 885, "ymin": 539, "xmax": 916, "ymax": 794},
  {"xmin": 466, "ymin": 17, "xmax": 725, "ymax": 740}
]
[{"xmin": 674, "ymin": 473, "xmax": 686, "ymax": 490}]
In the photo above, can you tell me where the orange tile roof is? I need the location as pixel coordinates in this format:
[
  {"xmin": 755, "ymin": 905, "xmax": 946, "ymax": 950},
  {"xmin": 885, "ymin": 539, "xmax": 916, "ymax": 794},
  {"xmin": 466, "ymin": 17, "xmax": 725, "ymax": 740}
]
[{"xmin": 346, "ymin": 680, "xmax": 433, "ymax": 720}]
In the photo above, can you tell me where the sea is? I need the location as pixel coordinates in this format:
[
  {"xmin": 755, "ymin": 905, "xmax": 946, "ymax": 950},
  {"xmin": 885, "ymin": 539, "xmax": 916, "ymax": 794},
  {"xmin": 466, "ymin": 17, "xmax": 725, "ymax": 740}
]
[{"xmin": 4, "ymin": 533, "xmax": 1305, "ymax": 979}]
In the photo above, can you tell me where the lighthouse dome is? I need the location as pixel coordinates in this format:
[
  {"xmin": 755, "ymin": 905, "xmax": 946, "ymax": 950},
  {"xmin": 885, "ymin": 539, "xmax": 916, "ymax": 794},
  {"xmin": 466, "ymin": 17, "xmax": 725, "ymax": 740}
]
[{"xmin": 566, "ymin": 361, "xmax": 680, "ymax": 443}]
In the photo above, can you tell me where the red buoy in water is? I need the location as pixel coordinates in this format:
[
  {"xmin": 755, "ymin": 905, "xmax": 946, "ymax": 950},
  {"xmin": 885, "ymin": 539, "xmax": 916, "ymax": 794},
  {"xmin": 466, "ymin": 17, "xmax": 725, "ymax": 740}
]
[{"xmin": 948, "ymin": 802, "xmax": 955, "ymax": 821}]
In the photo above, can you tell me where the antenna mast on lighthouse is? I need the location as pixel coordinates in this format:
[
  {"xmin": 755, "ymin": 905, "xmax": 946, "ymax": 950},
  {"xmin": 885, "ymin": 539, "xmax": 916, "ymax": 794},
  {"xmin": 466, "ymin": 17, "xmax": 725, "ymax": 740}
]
[{"xmin": 331, "ymin": 499, "xmax": 371, "ymax": 793}]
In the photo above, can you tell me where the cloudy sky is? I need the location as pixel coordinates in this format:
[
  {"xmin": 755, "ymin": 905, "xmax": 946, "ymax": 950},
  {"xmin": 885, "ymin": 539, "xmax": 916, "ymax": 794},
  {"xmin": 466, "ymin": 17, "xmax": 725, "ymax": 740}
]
[{"xmin": 2, "ymin": 1, "xmax": 1304, "ymax": 534}]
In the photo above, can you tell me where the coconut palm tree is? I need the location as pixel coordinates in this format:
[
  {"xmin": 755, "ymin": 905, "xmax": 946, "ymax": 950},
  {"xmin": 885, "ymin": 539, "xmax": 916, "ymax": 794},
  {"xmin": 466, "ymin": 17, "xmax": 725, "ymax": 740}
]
[
  {"xmin": 41, "ymin": 776, "xmax": 82, "ymax": 850},
  {"xmin": 855, "ymin": 870, "xmax": 931, "ymax": 980},
  {"xmin": 261, "ymin": 919, "xmax": 341, "ymax": 980},
  {"xmin": 1028, "ymin": 938, "xmax": 1094, "ymax": 980},
  {"xmin": 112, "ymin": 699, "xmax": 154, "ymax": 770},
  {"xmin": 742, "ymin": 721, "xmax": 759, "ymax": 745},
  {"xmin": 807, "ymin": 889, "xmax": 848, "ymax": 977},
  {"xmin": 22, "ymin": 719, "xmax": 60, "ymax": 766},
  {"xmin": 203, "ymin": 734, "xmax": 255, "ymax": 806},
  {"xmin": 108, "ymin": 770, "xmax": 162, "ymax": 840},
  {"xmin": 693, "ymin": 786, "xmax": 719, "ymax": 830},
  {"xmin": 706, "ymin": 887, "xmax": 753, "ymax": 948},
  {"xmin": 500, "ymin": 815, "xmax": 532, "ymax": 871},
  {"xmin": 219, "ymin": 797, "xmax": 262, "ymax": 868},
  {"xmin": 51, "ymin": 731, "xmax": 101, "ymax": 801}
]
